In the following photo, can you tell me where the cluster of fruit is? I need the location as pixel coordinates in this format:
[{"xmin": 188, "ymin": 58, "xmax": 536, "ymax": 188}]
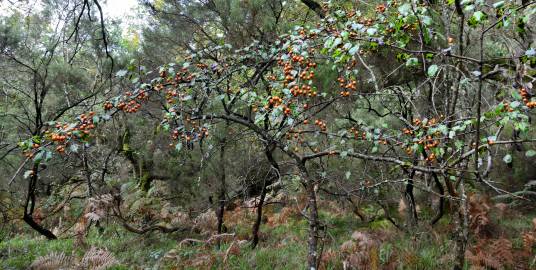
[
  {"xmin": 290, "ymin": 84, "xmax": 317, "ymax": 97},
  {"xmin": 402, "ymin": 118, "xmax": 445, "ymax": 162},
  {"xmin": 520, "ymin": 87, "xmax": 536, "ymax": 109},
  {"xmin": 267, "ymin": 96, "xmax": 283, "ymax": 107},
  {"xmin": 263, "ymin": 96, "xmax": 294, "ymax": 116},
  {"xmin": 375, "ymin": 4, "xmax": 386, "ymax": 13},
  {"xmin": 117, "ymin": 100, "xmax": 142, "ymax": 113},
  {"xmin": 104, "ymin": 90, "xmax": 150, "ymax": 114},
  {"xmin": 277, "ymin": 53, "xmax": 317, "ymax": 87},
  {"xmin": 349, "ymin": 127, "xmax": 367, "ymax": 140},
  {"xmin": 165, "ymin": 90, "xmax": 180, "ymax": 104},
  {"xmin": 337, "ymin": 77, "xmax": 357, "ymax": 97},
  {"xmin": 314, "ymin": 119, "xmax": 328, "ymax": 131},
  {"xmin": 169, "ymin": 115, "xmax": 209, "ymax": 143},
  {"xmin": 171, "ymin": 127, "xmax": 208, "ymax": 142},
  {"xmin": 47, "ymin": 112, "xmax": 97, "ymax": 153},
  {"xmin": 22, "ymin": 143, "xmax": 40, "ymax": 158},
  {"xmin": 103, "ymin": 101, "xmax": 113, "ymax": 111},
  {"xmin": 172, "ymin": 68, "xmax": 195, "ymax": 84}
]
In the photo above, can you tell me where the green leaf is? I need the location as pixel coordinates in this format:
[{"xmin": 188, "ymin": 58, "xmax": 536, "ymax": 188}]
[
  {"xmin": 332, "ymin": 37, "xmax": 342, "ymax": 48},
  {"xmin": 473, "ymin": 11, "xmax": 487, "ymax": 22},
  {"xmin": 175, "ymin": 142, "xmax": 182, "ymax": 152},
  {"xmin": 469, "ymin": 11, "xmax": 487, "ymax": 26},
  {"xmin": 493, "ymin": 1, "xmax": 504, "ymax": 8},
  {"xmin": 70, "ymin": 144, "xmax": 79, "ymax": 153},
  {"xmin": 366, "ymin": 28, "xmax": 377, "ymax": 36},
  {"xmin": 254, "ymin": 113, "xmax": 266, "ymax": 125},
  {"xmin": 398, "ymin": 3, "xmax": 412, "ymax": 16},
  {"xmin": 427, "ymin": 65, "xmax": 439, "ymax": 77},
  {"xmin": 526, "ymin": 150, "xmax": 536, "ymax": 158},
  {"xmin": 422, "ymin": 16, "xmax": 433, "ymax": 26},
  {"xmin": 349, "ymin": 45, "xmax": 359, "ymax": 55},
  {"xmin": 503, "ymin": 154, "xmax": 512, "ymax": 164},
  {"xmin": 406, "ymin": 57, "xmax": 419, "ymax": 67},
  {"xmin": 116, "ymin": 70, "xmax": 128, "ymax": 77},
  {"xmin": 33, "ymin": 151, "xmax": 44, "ymax": 163},
  {"xmin": 44, "ymin": 151, "xmax": 52, "ymax": 162}
]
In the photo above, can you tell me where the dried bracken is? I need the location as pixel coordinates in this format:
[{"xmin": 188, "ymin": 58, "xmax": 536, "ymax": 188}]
[
  {"xmin": 29, "ymin": 247, "xmax": 119, "ymax": 270},
  {"xmin": 468, "ymin": 194, "xmax": 491, "ymax": 236},
  {"xmin": 193, "ymin": 209, "xmax": 218, "ymax": 235},
  {"xmin": 79, "ymin": 246, "xmax": 119, "ymax": 270},
  {"xmin": 522, "ymin": 217, "xmax": 536, "ymax": 253},
  {"xmin": 466, "ymin": 238, "xmax": 514, "ymax": 270},
  {"xmin": 29, "ymin": 252, "xmax": 71, "ymax": 270},
  {"xmin": 340, "ymin": 231, "xmax": 380, "ymax": 270}
]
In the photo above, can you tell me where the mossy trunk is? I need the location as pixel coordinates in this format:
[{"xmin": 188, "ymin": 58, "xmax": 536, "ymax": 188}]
[
  {"xmin": 120, "ymin": 128, "xmax": 153, "ymax": 192},
  {"xmin": 298, "ymin": 163, "xmax": 320, "ymax": 270}
]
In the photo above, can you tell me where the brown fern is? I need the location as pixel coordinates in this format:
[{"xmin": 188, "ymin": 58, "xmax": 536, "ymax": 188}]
[
  {"xmin": 466, "ymin": 238, "xmax": 513, "ymax": 269},
  {"xmin": 339, "ymin": 231, "xmax": 380, "ymax": 270},
  {"xmin": 78, "ymin": 246, "xmax": 119, "ymax": 270},
  {"xmin": 29, "ymin": 252, "xmax": 71, "ymax": 270}
]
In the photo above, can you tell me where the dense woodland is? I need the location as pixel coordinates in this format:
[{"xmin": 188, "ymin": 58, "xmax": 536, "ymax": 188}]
[{"xmin": 0, "ymin": 0, "xmax": 536, "ymax": 269}]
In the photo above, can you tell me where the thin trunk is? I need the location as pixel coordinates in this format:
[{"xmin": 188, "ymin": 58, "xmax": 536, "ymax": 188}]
[
  {"xmin": 454, "ymin": 177, "xmax": 469, "ymax": 270},
  {"xmin": 299, "ymin": 163, "xmax": 320, "ymax": 270},
  {"xmin": 306, "ymin": 181, "xmax": 320, "ymax": 270},
  {"xmin": 300, "ymin": 0, "xmax": 325, "ymax": 18},
  {"xmin": 23, "ymin": 164, "xmax": 57, "ymax": 240},
  {"xmin": 430, "ymin": 173, "xmax": 445, "ymax": 225},
  {"xmin": 83, "ymin": 145, "xmax": 93, "ymax": 197},
  {"xmin": 405, "ymin": 179, "xmax": 418, "ymax": 227},
  {"xmin": 216, "ymin": 143, "xmax": 226, "ymax": 249},
  {"xmin": 23, "ymin": 213, "xmax": 57, "ymax": 240},
  {"xmin": 252, "ymin": 145, "xmax": 279, "ymax": 248},
  {"xmin": 251, "ymin": 178, "xmax": 267, "ymax": 248}
]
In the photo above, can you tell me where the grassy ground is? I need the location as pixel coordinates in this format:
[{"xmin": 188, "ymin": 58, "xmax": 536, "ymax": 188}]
[{"xmin": 1, "ymin": 203, "xmax": 535, "ymax": 269}]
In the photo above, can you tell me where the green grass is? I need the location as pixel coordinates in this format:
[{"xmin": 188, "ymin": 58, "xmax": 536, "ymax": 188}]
[
  {"xmin": 2, "ymin": 205, "xmax": 534, "ymax": 269},
  {"xmin": 0, "ymin": 235, "xmax": 74, "ymax": 269},
  {"xmin": 0, "ymin": 224, "xmax": 181, "ymax": 269}
]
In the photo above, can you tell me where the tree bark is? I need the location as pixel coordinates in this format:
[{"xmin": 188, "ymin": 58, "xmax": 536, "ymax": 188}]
[
  {"xmin": 404, "ymin": 176, "xmax": 418, "ymax": 227},
  {"xmin": 251, "ymin": 145, "xmax": 279, "ymax": 249},
  {"xmin": 300, "ymin": 0, "xmax": 325, "ymax": 18},
  {"xmin": 298, "ymin": 163, "xmax": 320, "ymax": 270},
  {"xmin": 453, "ymin": 177, "xmax": 469, "ymax": 270},
  {"xmin": 251, "ymin": 177, "xmax": 267, "ymax": 249},
  {"xmin": 23, "ymin": 165, "xmax": 57, "ymax": 240},
  {"xmin": 430, "ymin": 173, "xmax": 445, "ymax": 225},
  {"xmin": 23, "ymin": 213, "xmax": 57, "ymax": 240},
  {"xmin": 306, "ymin": 180, "xmax": 320, "ymax": 270},
  {"xmin": 216, "ymin": 142, "xmax": 226, "ymax": 249}
]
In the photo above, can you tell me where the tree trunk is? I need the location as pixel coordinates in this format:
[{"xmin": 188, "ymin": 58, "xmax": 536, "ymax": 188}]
[
  {"xmin": 251, "ymin": 178, "xmax": 267, "ymax": 249},
  {"xmin": 306, "ymin": 180, "xmax": 320, "ymax": 270},
  {"xmin": 404, "ymin": 179, "xmax": 418, "ymax": 227},
  {"xmin": 430, "ymin": 173, "xmax": 445, "ymax": 225},
  {"xmin": 216, "ymin": 143, "xmax": 226, "ymax": 249},
  {"xmin": 23, "ymin": 165, "xmax": 57, "ymax": 240},
  {"xmin": 300, "ymin": 0, "xmax": 325, "ymax": 18},
  {"xmin": 454, "ymin": 178, "xmax": 469, "ymax": 270},
  {"xmin": 298, "ymin": 163, "xmax": 320, "ymax": 270},
  {"xmin": 23, "ymin": 213, "xmax": 57, "ymax": 240},
  {"xmin": 252, "ymin": 145, "xmax": 280, "ymax": 248}
]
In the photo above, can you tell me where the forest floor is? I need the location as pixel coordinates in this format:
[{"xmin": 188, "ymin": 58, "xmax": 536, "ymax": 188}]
[{"xmin": 1, "ymin": 197, "xmax": 535, "ymax": 269}]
